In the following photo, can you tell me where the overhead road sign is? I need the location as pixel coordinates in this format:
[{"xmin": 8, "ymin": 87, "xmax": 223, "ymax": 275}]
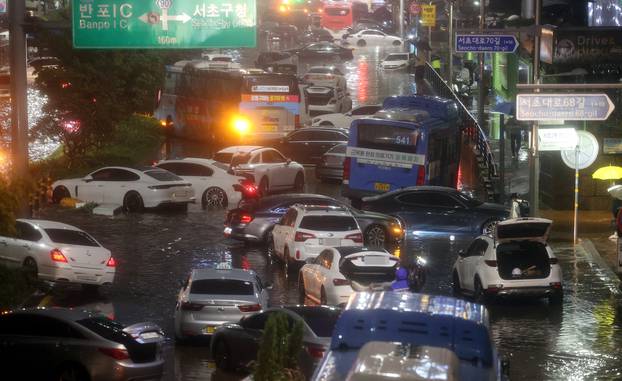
[
  {"xmin": 455, "ymin": 34, "xmax": 518, "ymax": 53},
  {"xmin": 516, "ymin": 93, "xmax": 615, "ymax": 121},
  {"xmin": 72, "ymin": 0, "xmax": 257, "ymax": 49}
]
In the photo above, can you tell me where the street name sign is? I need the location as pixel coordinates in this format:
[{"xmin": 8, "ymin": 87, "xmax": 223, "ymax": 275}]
[
  {"xmin": 455, "ymin": 34, "xmax": 518, "ymax": 53},
  {"xmin": 72, "ymin": 0, "xmax": 257, "ymax": 49},
  {"xmin": 516, "ymin": 93, "xmax": 615, "ymax": 121},
  {"xmin": 420, "ymin": 5, "xmax": 436, "ymax": 27}
]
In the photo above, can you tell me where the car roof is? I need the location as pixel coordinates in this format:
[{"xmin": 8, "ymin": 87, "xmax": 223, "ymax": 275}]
[
  {"xmin": 253, "ymin": 193, "xmax": 341, "ymax": 209},
  {"xmin": 293, "ymin": 204, "xmax": 350, "ymax": 214},
  {"xmin": 372, "ymin": 186, "xmax": 460, "ymax": 199},
  {"xmin": 17, "ymin": 219, "xmax": 83, "ymax": 231},
  {"xmin": 191, "ymin": 268, "xmax": 257, "ymax": 281},
  {"xmin": 159, "ymin": 157, "xmax": 217, "ymax": 166},
  {"xmin": 7, "ymin": 307, "xmax": 97, "ymax": 322},
  {"xmin": 290, "ymin": 126, "xmax": 348, "ymax": 133},
  {"xmin": 217, "ymin": 145, "xmax": 264, "ymax": 154},
  {"xmin": 333, "ymin": 246, "xmax": 388, "ymax": 256}
]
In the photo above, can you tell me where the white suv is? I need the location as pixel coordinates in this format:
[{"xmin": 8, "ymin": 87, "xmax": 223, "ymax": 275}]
[
  {"xmin": 452, "ymin": 217, "xmax": 563, "ymax": 304},
  {"xmin": 269, "ymin": 205, "xmax": 363, "ymax": 272}
]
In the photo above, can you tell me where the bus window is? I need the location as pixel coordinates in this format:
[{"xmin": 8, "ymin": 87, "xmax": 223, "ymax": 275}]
[{"xmin": 357, "ymin": 124, "xmax": 420, "ymax": 153}]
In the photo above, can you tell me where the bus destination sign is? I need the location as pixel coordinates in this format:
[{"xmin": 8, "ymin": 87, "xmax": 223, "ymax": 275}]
[{"xmin": 72, "ymin": 0, "xmax": 257, "ymax": 49}]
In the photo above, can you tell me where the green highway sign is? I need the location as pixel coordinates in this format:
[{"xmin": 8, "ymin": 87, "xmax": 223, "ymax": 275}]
[{"xmin": 72, "ymin": 0, "xmax": 256, "ymax": 49}]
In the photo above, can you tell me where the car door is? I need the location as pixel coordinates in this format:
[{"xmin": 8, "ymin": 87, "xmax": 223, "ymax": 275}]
[
  {"xmin": 393, "ymin": 192, "xmax": 443, "ymax": 238},
  {"xmin": 10, "ymin": 221, "xmax": 44, "ymax": 270},
  {"xmin": 461, "ymin": 239, "xmax": 488, "ymax": 291},
  {"xmin": 282, "ymin": 130, "xmax": 314, "ymax": 162},
  {"xmin": 305, "ymin": 250, "xmax": 327, "ymax": 300},
  {"xmin": 424, "ymin": 193, "xmax": 471, "ymax": 235},
  {"xmin": 100, "ymin": 168, "xmax": 141, "ymax": 204},
  {"xmin": 255, "ymin": 276, "xmax": 269, "ymax": 308},
  {"xmin": 232, "ymin": 311, "xmax": 278, "ymax": 366},
  {"xmin": 159, "ymin": 162, "xmax": 213, "ymax": 199},
  {"xmin": 271, "ymin": 212, "xmax": 290, "ymax": 258},
  {"xmin": 76, "ymin": 168, "xmax": 110, "ymax": 203},
  {"xmin": 263, "ymin": 149, "xmax": 293, "ymax": 189},
  {"xmin": 316, "ymin": 250, "xmax": 334, "ymax": 300}
]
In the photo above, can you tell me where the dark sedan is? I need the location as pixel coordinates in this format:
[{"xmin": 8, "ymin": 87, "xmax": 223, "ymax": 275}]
[
  {"xmin": 269, "ymin": 127, "xmax": 348, "ymax": 165},
  {"xmin": 224, "ymin": 193, "xmax": 404, "ymax": 249},
  {"xmin": 361, "ymin": 186, "xmax": 509, "ymax": 240},
  {"xmin": 210, "ymin": 306, "xmax": 341, "ymax": 378},
  {"xmin": 316, "ymin": 143, "xmax": 346, "ymax": 181},
  {"xmin": 299, "ymin": 28, "xmax": 334, "ymax": 44},
  {"xmin": 289, "ymin": 42, "xmax": 354, "ymax": 60}
]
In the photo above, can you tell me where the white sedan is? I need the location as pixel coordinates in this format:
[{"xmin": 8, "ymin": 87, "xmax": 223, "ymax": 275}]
[
  {"xmin": 310, "ymin": 104, "xmax": 382, "ymax": 128},
  {"xmin": 213, "ymin": 146, "xmax": 305, "ymax": 195},
  {"xmin": 344, "ymin": 29, "xmax": 403, "ymax": 47},
  {"xmin": 380, "ymin": 53, "xmax": 412, "ymax": 70},
  {"xmin": 298, "ymin": 246, "xmax": 399, "ymax": 306},
  {"xmin": 51, "ymin": 166, "xmax": 195, "ymax": 212},
  {"xmin": 0, "ymin": 219, "xmax": 115, "ymax": 287},
  {"xmin": 452, "ymin": 217, "xmax": 563, "ymax": 304},
  {"xmin": 156, "ymin": 158, "xmax": 245, "ymax": 209},
  {"xmin": 303, "ymin": 66, "xmax": 347, "ymax": 89}
]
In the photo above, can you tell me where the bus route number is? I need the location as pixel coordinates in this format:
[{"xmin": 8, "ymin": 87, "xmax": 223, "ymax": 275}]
[{"xmin": 395, "ymin": 135, "xmax": 412, "ymax": 145}]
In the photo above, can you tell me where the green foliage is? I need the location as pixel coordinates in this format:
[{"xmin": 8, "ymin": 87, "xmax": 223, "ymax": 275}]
[
  {"xmin": 0, "ymin": 264, "xmax": 37, "ymax": 310},
  {"xmin": 253, "ymin": 312, "xmax": 305, "ymax": 381}
]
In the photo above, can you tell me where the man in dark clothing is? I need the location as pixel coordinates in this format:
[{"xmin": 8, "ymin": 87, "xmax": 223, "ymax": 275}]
[{"xmin": 506, "ymin": 117, "xmax": 521, "ymax": 159}]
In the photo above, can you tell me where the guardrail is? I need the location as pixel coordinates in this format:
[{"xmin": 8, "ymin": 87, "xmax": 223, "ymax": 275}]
[{"xmin": 423, "ymin": 63, "xmax": 498, "ymax": 199}]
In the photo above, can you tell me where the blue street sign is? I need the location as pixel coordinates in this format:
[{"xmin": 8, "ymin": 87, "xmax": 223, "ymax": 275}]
[
  {"xmin": 516, "ymin": 93, "xmax": 615, "ymax": 121},
  {"xmin": 455, "ymin": 34, "xmax": 518, "ymax": 53}
]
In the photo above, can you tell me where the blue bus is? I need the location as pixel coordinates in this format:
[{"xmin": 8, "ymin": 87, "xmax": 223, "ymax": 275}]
[{"xmin": 342, "ymin": 95, "xmax": 460, "ymax": 203}]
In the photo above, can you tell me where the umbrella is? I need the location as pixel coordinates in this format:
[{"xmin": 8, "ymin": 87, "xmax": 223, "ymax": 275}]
[
  {"xmin": 592, "ymin": 165, "xmax": 622, "ymax": 180},
  {"xmin": 608, "ymin": 184, "xmax": 622, "ymax": 200},
  {"xmin": 492, "ymin": 101, "xmax": 515, "ymax": 115}
]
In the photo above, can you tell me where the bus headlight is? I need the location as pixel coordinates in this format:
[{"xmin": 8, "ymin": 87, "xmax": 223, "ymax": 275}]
[{"xmin": 232, "ymin": 116, "xmax": 251, "ymax": 135}]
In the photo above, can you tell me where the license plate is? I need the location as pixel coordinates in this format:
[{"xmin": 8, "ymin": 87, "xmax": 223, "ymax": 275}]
[
  {"xmin": 173, "ymin": 191, "xmax": 187, "ymax": 197},
  {"xmin": 364, "ymin": 256, "xmax": 387, "ymax": 266},
  {"xmin": 77, "ymin": 275, "xmax": 97, "ymax": 281},
  {"xmin": 203, "ymin": 326, "xmax": 215, "ymax": 334},
  {"xmin": 320, "ymin": 238, "xmax": 340, "ymax": 246},
  {"xmin": 140, "ymin": 332, "xmax": 161, "ymax": 340},
  {"xmin": 374, "ymin": 182, "xmax": 390, "ymax": 191}
]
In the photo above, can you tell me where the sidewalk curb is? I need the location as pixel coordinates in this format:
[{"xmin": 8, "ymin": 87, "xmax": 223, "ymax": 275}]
[{"xmin": 580, "ymin": 238, "xmax": 621, "ymax": 295}]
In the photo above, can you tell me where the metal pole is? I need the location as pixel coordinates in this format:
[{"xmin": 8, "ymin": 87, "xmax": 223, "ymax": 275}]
[
  {"xmin": 499, "ymin": 114, "xmax": 505, "ymax": 202},
  {"xmin": 9, "ymin": 0, "xmax": 29, "ymax": 198},
  {"xmin": 448, "ymin": 0, "xmax": 453, "ymax": 86},
  {"xmin": 529, "ymin": 0, "xmax": 541, "ymax": 216},
  {"xmin": 399, "ymin": 0, "xmax": 404, "ymax": 40},
  {"xmin": 573, "ymin": 147, "xmax": 579, "ymax": 245},
  {"xmin": 477, "ymin": 0, "xmax": 486, "ymax": 133}
]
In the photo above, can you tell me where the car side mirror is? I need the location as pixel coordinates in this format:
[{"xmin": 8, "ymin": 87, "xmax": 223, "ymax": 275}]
[
  {"xmin": 83, "ymin": 175, "xmax": 93, "ymax": 182},
  {"xmin": 458, "ymin": 249, "xmax": 466, "ymax": 257},
  {"xmin": 286, "ymin": 158, "xmax": 292, "ymax": 165}
]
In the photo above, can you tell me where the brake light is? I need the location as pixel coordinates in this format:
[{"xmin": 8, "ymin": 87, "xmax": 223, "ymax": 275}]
[
  {"xmin": 106, "ymin": 256, "xmax": 116, "ymax": 267},
  {"xmin": 549, "ymin": 282, "xmax": 562, "ymax": 289},
  {"xmin": 416, "ymin": 165, "xmax": 426, "ymax": 185},
  {"xmin": 332, "ymin": 278, "xmax": 351, "ymax": 286},
  {"xmin": 295, "ymin": 231, "xmax": 316, "ymax": 241},
  {"xmin": 549, "ymin": 257, "xmax": 558, "ymax": 264},
  {"xmin": 306, "ymin": 344, "xmax": 326, "ymax": 359},
  {"xmin": 484, "ymin": 260, "xmax": 497, "ymax": 267},
  {"xmin": 50, "ymin": 249, "xmax": 68, "ymax": 263},
  {"xmin": 238, "ymin": 303, "xmax": 262, "ymax": 312},
  {"xmin": 240, "ymin": 214, "xmax": 253, "ymax": 224},
  {"xmin": 180, "ymin": 302, "xmax": 204, "ymax": 311},
  {"xmin": 345, "ymin": 233, "xmax": 363, "ymax": 243},
  {"xmin": 343, "ymin": 157, "xmax": 351, "ymax": 182},
  {"xmin": 98, "ymin": 347, "xmax": 130, "ymax": 360},
  {"xmin": 296, "ymin": 250, "xmax": 301, "ymax": 259}
]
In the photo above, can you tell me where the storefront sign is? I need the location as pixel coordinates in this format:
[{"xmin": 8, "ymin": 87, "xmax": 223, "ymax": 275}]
[
  {"xmin": 603, "ymin": 138, "xmax": 622, "ymax": 154},
  {"xmin": 538, "ymin": 128, "xmax": 577, "ymax": 151},
  {"xmin": 553, "ymin": 28, "xmax": 622, "ymax": 65}
]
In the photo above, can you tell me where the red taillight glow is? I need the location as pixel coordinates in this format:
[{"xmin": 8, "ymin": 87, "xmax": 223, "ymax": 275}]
[
  {"xmin": 106, "ymin": 257, "xmax": 116, "ymax": 267},
  {"xmin": 549, "ymin": 257, "xmax": 558, "ymax": 265},
  {"xmin": 343, "ymin": 157, "xmax": 351, "ymax": 181},
  {"xmin": 306, "ymin": 344, "xmax": 326, "ymax": 359},
  {"xmin": 484, "ymin": 260, "xmax": 497, "ymax": 267},
  {"xmin": 416, "ymin": 165, "xmax": 426, "ymax": 186},
  {"xmin": 98, "ymin": 347, "xmax": 130, "ymax": 360},
  {"xmin": 180, "ymin": 302, "xmax": 204, "ymax": 311},
  {"xmin": 295, "ymin": 231, "xmax": 316, "ymax": 242},
  {"xmin": 240, "ymin": 214, "xmax": 253, "ymax": 224},
  {"xmin": 332, "ymin": 278, "xmax": 351, "ymax": 286},
  {"xmin": 50, "ymin": 249, "xmax": 68, "ymax": 263},
  {"xmin": 345, "ymin": 233, "xmax": 363, "ymax": 243},
  {"xmin": 549, "ymin": 282, "xmax": 562, "ymax": 289},
  {"xmin": 238, "ymin": 304, "xmax": 262, "ymax": 312}
]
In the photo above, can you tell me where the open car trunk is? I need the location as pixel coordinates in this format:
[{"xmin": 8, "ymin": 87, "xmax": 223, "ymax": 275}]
[
  {"xmin": 496, "ymin": 241, "xmax": 551, "ymax": 280},
  {"xmin": 339, "ymin": 253, "xmax": 398, "ymax": 291}
]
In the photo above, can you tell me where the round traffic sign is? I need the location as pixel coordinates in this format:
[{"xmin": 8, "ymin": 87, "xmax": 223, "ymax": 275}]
[
  {"xmin": 410, "ymin": 2, "xmax": 422, "ymax": 15},
  {"xmin": 561, "ymin": 130, "xmax": 599, "ymax": 170},
  {"xmin": 156, "ymin": 0, "xmax": 172, "ymax": 9}
]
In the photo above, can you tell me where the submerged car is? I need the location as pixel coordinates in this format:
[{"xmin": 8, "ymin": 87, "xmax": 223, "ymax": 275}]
[
  {"xmin": 452, "ymin": 217, "xmax": 563, "ymax": 304},
  {"xmin": 380, "ymin": 52, "xmax": 412, "ymax": 70},
  {"xmin": 270, "ymin": 127, "xmax": 348, "ymax": 165},
  {"xmin": 316, "ymin": 143, "xmax": 347, "ymax": 181},
  {"xmin": 290, "ymin": 42, "xmax": 354, "ymax": 60}
]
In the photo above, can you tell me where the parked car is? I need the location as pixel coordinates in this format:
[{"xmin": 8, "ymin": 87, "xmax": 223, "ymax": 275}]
[
  {"xmin": 28, "ymin": 56, "xmax": 60, "ymax": 73},
  {"xmin": 270, "ymin": 205, "xmax": 364, "ymax": 271},
  {"xmin": 305, "ymin": 85, "xmax": 352, "ymax": 116},
  {"xmin": 380, "ymin": 52, "xmax": 412, "ymax": 70},
  {"xmin": 298, "ymin": 246, "xmax": 399, "ymax": 305},
  {"xmin": 311, "ymin": 291, "xmax": 509, "ymax": 380},
  {"xmin": 452, "ymin": 217, "xmax": 563, "ymax": 304},
  {"xmin": 255, "ymin": 51, "xmax": 298, "ymax": 71},
  {"xmin": 290, "ymin": 42, "xmax": 354, "ymax": 60},
  {"xmin": 174, "ymin": 268, "xmax": 270, "ymax": 340},
  {"xmin": 155, "ymin": 158, "xmax": 245, "ymax": 209},
  {"xmin": 51, "ymin": 166, "xmax": 195, "ymax": 212},
  {"xmin": 211, "ymin": 306, "xmax": 341, "ymax": 377},
  {"xmin": 0, "ymin": 308, "xmax": 165, "ymax": 381},
  {"xmin": 303, "ymin": 66, "xmax": 347, "ymax": 89},
  {"xmin": 0, "ymin": 219, "xmax": 115, "ymax": 287},
  {"xmin": 343, "ymin": 29, "xmax": 403, "ymax": 47},
  {"xmin": 269, "ymin": 127, "xmax": 349, "ymax": 164},
  {"xmin": 224, "ymin": 193, "xmax": 404, "ymax": 249},
  {"xmin": 300, "ymin": 28, "xmax": 334, "ymax": 44},
  {"xmin": 310, "ymin": 104, "xmax": 382, "ymax": 128},
  {"xmin": 316, "ymin": 143, "xmax": 346, "ymax": 181},
  {"xmin": 361, "ymin": 186, "xmax": 509, "ymax": 240},
  {"xmin": 213, "ymin": 146, "xmax": 305, "ymax": 195}
]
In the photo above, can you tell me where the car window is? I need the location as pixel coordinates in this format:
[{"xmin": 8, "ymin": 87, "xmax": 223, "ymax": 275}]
[
  {"xmin": 262, "ymin": 149, "xmax": 286, "ymax": 163},
  {"xmin": 0, "ymin": 314, "xmax": 83, "ymax": 338},
  {"xmin": 425, "ymin": 193, "xmax": 463, "ymax": 208},
  {"xmin": 299, "ymin": 216, "xmax": 357, "ymax": 231},
  {"xmin": 466, "ymin": 239, "xmax": 488, "ymax": 257},
  {"xmin": 312, "ymin": 131, "xmax": 339, "ymax": 141},
  {"xmin": 190, "ymin": 279, "xmax": 255, "ymax": 295},
  {"xmin": 158, "ymin": 162, "xmax": 213, "ymax": 177},
  {"xmin": 44, "ymin": 229, "xmax": 100, "ymax": 247},
  {"xmin": 77, "ymin": 316, "xmax": 132, "ymax": 343},
  {"xmin": 242, "ymin": 312, "xmax": 271, "ymax": 330},
  {"xmin": 307, "ymin": 43, "xmax": 322, "ymax": 51},
  {"xmin": 285, "ymin": 307, "xmax": 341, "ymax": 337},
  {"xmin": 350, "ymin": 105, "xmax": 380, "ymax": 115},
  {"xmin": 107, "ymin": 168, "xmax": 140, "ymax": 181},
  {"xmin": 213, "ymin": 152, "xmax": 234, "ymax": 164},
  {"xmin": 90, "ymin": 168, "xmax": 114, "ymax": 181},
  {"xmin": 289, "ymin": 130, "xmax": 315, "ymax": 142},
  {"xmin": 396, "ymin": 192, "xmax": 428, "ymax": 206},
  {"xmin": 15, "ymin": 222, "xmax": 42, "ymax": 242},
  {"xmin": 327, "ymin": 144, "xmax": 347, "ymax": 154},
  {"xmin": 144, "ymin": 169, "xmax": 182, "ymax": 181}
]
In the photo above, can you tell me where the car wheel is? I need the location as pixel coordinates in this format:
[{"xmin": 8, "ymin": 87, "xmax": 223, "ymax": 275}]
[
  {"xmin": 259, "ymin": 177, "xmax": 269, "ymax": 196},
  {"xmin": 319, "ymin": 121, "xmax": 334, "ymax": 127},
  {"xmin": 452, "ymin": 271, "xmax": 461, "ymax": 296},
  {"xmin": 365, "ymin": 225, "xmax": 386, "ymax": 248},
  {"xmin": 123, "ymin": 192, "xmax": 144, "ymax": 213},
  {"xmin": 298, "ymin": 278, "xmax": 307, "ymax": 304},
  {"xmin": 392, "ymin": 40, "xmax": 401, "ymax": 46},
  {"xmin": 294, "ymin": 172, "xmax": 305, "ymax": 192},
  {"xmin": 52, "ymin": 186, "xmax": 70, "ymax": 204},
  {"xmin": 214, "ymin": 339, "xmax": 233, "ymax": 371},
  {"xmin": 320, "ymin": 287, "xmax": 328, "ymax": 305},
  {"xmin": 474, "ymin": 277, "xmax": 488, "ymax": 304},
  {"xmin": 481, "ymin": 219, "xmax": 499, "ymax": 236},
  {"xmin": 549, "ymin": 291, "xmax": 563, "ymax": 305},
  {"xmin": 357, "ymin": 39, "xmax": 366, "ymax": 47},
  {"xmin": 203, "ymin": 187, "xmax": 228, "ymax": 209},
  {"xmin": 57, "ymin": 363, "xmax": 90, "ymax": 381},
  {"xmin": 23, "ymin": 257, "xmax": 38, "ymax": 282}
]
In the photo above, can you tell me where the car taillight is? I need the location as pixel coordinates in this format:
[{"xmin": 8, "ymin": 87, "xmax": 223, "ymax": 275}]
[
  {"xmin": 343, "ymin": 157, "xmax": 351, "ymax": 182},
  {"xmin": 416, "ymin": 165, "xmax": 426, "ymax": 185},
  {"xmin": 484, "ymin": 260, "xmax": 497, "ymax": 267},
  {"xmin": 549, "ymin": 257, "xmax": 558, "ymax": 264},
  {"xmin": 240, "ymin": 214, "xmax": 253, "ymax": 224},
  {"xmin": 345, "ymin": 233, "xmax": 363, "ymax": 243},
  {"xmin": 98, "ymin": 347, "xmax": 130, "ymax": 360},
  {"xmin": 295, "ymin": 231, "xmax": 316, "ymax": 241},
  {"xmin": 180, "ymin": 302, "xmax": 204, "ymax": 311},
  {"xmin": 549, "ymin": 282, "xmax": 562, "ymax": 289},
  {"xmin": 106, "ymin": 256, "xmax": 116, "ymax": 267},
  {"xmin": 238, "ymin": 304, "xmax": 262, "ymax": 312},
  {"xmin": 50, "ymin": 249, "xmax": 68, "ymax": 263},
  {"xmin": 306, "ymin": 344, "xmax": 326, "ymax": 359},
  {"xmin": 332, "ymin": 278, "xmax": 351, "ymax": 286}
]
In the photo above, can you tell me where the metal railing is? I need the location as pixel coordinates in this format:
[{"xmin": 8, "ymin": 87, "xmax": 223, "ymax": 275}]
[{"xmin": 422, "ymin": 63, "xmax": 498, "ymax": 195}]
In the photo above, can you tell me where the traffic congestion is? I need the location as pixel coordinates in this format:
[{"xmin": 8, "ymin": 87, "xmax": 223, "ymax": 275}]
[{"xmin": 1, "ymin": 1, "xmax": 622, "ymax": 381}]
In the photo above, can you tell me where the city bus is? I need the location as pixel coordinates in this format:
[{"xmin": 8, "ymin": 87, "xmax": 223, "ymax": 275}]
[
  {"xmin": 321, "ymin": 1, "xmax": 353, "ymax": 31},
  {"xmin": 342, "ymin": 95, "xmax": 461, "ymax": 203}
]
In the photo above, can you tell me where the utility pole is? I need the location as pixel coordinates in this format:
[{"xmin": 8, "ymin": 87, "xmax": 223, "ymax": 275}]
[
  {"xmin": 529, "ymin": 0, "xmax": 541, "ymax": 216},
  {"xmin": 399, "ymin": 0, "xmax": 404, "ymax": 40},
  {"xmin": 9, "ymin": 0, "xmax": 29, "ymax": 198},
  {"xmin": 448, "ymin": 0, "xmax": 453, "ymax": 87},
  {"xmin": 477, "ymin": 0, "xmax": 486, "ymax": 132}
]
